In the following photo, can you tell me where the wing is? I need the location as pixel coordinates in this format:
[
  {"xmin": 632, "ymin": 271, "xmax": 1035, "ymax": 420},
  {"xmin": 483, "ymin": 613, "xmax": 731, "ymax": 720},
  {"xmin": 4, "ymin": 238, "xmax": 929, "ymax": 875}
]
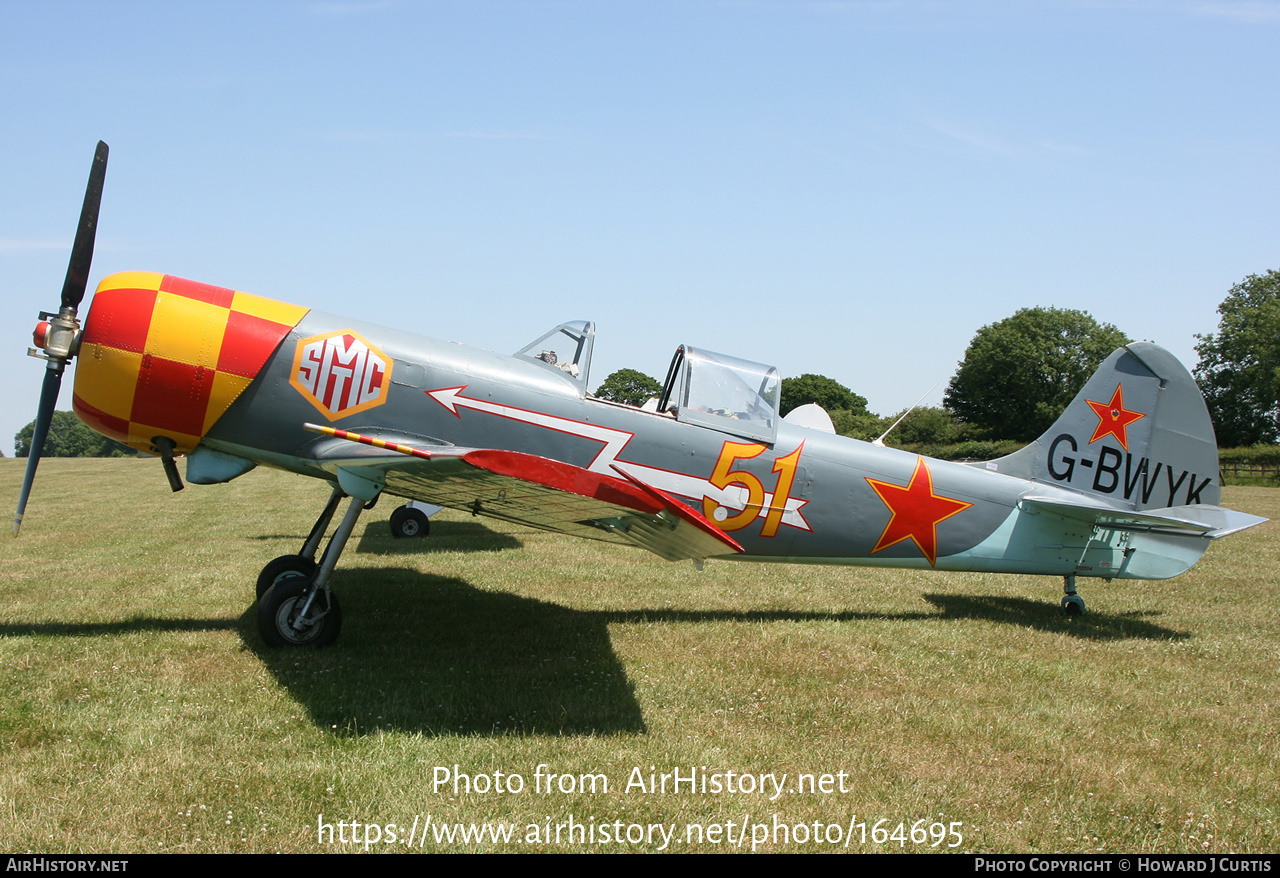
[{"xmin": 303, "ymin": 424, "xmax": 742, "ymax": 563}]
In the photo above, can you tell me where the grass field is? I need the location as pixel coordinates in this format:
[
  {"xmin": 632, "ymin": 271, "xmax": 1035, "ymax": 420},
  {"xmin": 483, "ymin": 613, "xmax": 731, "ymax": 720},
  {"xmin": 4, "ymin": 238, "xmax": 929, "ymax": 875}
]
[{"xmin": 1, "ymin": 457, "xmax": 1277, "ymax": 853}]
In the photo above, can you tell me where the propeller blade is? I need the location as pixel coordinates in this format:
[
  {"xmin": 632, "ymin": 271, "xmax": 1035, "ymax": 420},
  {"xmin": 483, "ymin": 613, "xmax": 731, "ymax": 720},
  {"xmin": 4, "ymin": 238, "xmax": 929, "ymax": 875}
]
[
  {"xmin": 14, "ymin": 366, "xmax": 65, "ymax": 536},
  {"xmin": 14, "ymin": 141, "xmax": 109, "ymax": 536},
  {"xmin": 60, "ymin": 140, "xmax": 108, "ymax": 311}
]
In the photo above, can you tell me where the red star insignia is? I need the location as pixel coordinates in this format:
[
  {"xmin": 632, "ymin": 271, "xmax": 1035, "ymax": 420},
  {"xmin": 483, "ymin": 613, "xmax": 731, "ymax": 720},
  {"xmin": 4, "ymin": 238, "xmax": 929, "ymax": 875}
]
[
  {"xmin": 865, "ymin": 457, "xmax": 972, "ymax": 567},
  {"xmin": 1085, "ymin": 384, "xmax": 1145, "ymax": 451}
]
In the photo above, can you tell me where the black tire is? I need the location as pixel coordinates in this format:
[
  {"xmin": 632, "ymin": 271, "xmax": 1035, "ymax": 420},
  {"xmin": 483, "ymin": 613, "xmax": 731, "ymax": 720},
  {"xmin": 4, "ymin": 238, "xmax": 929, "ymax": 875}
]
[
  {"xmin": 1061, "ymin": 595, "xmax": 1086, "ymax": 616},
  {"xmin": 258, "ymin": 576, "xmax": 342, "ymax": 647},
  {"xmin": 256, "ymin": 554, "xmax": 316, "ymax": 600},
  {"xmin": 390, "ymin": 506, "xmax": 430, "ymax": 539}
]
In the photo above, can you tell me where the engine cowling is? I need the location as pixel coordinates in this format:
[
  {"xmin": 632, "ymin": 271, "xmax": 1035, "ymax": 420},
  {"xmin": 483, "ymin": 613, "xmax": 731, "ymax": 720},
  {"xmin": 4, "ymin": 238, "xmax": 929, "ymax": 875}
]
[{"xmin": 72, "ymin": 271, "xmax": 309, "ymax": 454}]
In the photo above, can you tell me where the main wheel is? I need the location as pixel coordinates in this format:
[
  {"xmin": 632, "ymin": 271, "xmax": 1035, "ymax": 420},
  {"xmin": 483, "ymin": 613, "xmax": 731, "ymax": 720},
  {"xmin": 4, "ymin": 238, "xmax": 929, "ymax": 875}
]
[
  {"xmin": 1061, "ymin": 594, "xmax": 1087, "ymax": 616},
  {"xmin": 256, "ymin": 554, "xmax": 317, "ymax": 600},
  {"xmin": 258, "ymin": 576, "xmax": 343, "ymax": 647},
  {"xmin": 389, "ymin": 506, "xmax": 430, "ymax": 539}
]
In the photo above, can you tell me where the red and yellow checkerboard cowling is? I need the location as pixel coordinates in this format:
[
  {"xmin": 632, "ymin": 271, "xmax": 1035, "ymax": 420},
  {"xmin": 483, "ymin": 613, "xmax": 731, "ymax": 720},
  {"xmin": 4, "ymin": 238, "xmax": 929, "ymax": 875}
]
[{"xmin": 72, "ymin": 271, "xmax": 310, "ymax": 454}]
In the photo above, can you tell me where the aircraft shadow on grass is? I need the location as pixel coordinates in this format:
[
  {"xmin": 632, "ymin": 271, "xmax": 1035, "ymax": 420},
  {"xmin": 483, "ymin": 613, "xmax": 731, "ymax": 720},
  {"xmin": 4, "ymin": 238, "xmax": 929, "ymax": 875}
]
[
  {"xmin": 917, "ymin": 593, "xmax": 1188, "ymax": 641},
  {"xmin": 0, "ymin": 588, "xmax": 1186, "ymax": 653},
  {"xmin": 596, "ymin": 595, "xmax": 1187, "ymax": 644},
  {"xmin": 0, "ymin": 581, "xmax": 1190, "ymax": 739},
  {"xmin": 238, "ymin": 568, "xmax": 648, "ymax": 737},
  {"xmin": 246, "ymin": 520, "xmax": 524, "ymax": 554},
  {"xmin": 229, "ymin": 571, "xmax": 1189, "ymax": 738},
  {"xmin": 0, "ymin": 617, "xmax": 238, "ymax": 638},
  {"xmin": 353, "ymin": 519, "xmax": 524, "ymax": 555}
]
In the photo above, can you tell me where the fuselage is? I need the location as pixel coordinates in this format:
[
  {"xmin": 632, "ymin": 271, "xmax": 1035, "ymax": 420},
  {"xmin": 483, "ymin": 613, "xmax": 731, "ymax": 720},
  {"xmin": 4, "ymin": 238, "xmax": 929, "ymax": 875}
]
[{"xmin": 196, "ymin": 308, "xmax": 1210, "ymax": 581}]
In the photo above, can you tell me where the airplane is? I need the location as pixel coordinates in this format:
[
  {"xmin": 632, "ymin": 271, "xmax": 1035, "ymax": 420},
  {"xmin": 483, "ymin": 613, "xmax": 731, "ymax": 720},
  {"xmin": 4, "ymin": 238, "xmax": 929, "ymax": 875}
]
[{"xmin": 15, "ymin": 143, "xmax": 1268, "ymax": 648}]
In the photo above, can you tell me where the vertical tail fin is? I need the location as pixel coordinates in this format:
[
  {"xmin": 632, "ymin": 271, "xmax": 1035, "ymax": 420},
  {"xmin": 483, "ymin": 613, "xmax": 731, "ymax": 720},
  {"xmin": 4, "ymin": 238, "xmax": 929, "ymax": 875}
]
[{"xmin": 990, "ymin": 343, "xmax": 1220, "ymax": 511}]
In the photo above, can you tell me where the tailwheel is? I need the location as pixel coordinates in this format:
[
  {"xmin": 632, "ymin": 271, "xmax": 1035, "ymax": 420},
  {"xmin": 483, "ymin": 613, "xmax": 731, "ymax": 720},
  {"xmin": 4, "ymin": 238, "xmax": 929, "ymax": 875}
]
[
  {"xmin": 258, "ymin": 575, "xmax": 342, "ymax": 647},
  {"xmin": 1061, "ymin": 574, "xmax": 1086, "ymax": 616},
  {"xmin": 256, "ymin": 554, "xmax": 317, "ymax": 600},
  {"xmin": 1061, "ymin": 594, "xmax": 1087, "ymax": 615}
]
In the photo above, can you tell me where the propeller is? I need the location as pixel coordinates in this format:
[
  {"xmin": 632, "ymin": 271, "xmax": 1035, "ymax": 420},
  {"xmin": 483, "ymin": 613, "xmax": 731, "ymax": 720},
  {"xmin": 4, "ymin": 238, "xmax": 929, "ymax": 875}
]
[{"xmin": 14, "ymin": 141, "xmax": 108, "ymax": 536}]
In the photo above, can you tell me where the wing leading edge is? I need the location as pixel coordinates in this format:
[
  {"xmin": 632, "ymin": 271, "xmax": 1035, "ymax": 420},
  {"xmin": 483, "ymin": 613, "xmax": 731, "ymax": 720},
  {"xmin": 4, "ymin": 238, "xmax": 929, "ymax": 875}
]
[{"xmin": 303, "ymin": 424, "xmax": 743, "ymax": 562}]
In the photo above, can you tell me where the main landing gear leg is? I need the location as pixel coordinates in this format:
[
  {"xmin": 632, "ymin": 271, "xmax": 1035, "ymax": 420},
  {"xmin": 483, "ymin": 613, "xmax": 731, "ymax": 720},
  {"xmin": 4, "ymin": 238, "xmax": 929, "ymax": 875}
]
[
  {"xmin": 258, "ymin": 494, "xmax": 367, "ymax": 647},
  {"xmin": 1061, "ymin": 574, "xmax": 1086, "ymax": 616},
  {"xmin": 255, "ymin": 485, "xmax": 345, "ymax": 600}
]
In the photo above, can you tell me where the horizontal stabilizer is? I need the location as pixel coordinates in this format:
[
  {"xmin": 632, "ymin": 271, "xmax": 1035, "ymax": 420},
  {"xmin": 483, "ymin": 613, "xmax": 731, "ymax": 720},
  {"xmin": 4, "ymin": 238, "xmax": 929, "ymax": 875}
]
[
  {"xmin": 304, "ymin": 423, "xmax": 743, "ymax": 562},
  {"xmin": 1021, "ymin": 495, "xmax": 1267, "ymax": 540}
]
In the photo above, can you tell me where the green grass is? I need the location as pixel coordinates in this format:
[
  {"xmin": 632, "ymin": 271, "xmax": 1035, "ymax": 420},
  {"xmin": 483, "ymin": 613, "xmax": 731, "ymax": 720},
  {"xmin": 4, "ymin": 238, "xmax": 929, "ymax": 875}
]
[{"xmin": 1, "ymin": 458, "xmax": 1277, "ymax": 853}]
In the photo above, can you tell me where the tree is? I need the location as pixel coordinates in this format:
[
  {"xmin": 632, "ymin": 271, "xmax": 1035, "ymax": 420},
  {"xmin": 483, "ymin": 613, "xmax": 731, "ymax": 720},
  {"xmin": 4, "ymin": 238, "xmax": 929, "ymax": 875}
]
[
  {"xmin": 943, "ymin": 307, "xmax": 1130, "ymax": 442},
  {"xmin": 832, "ymin": 410, "xmax": 889, "ymax": 442},
  {"xmin": 593, "ymin": 368, "xmax": 662, "ymax": 407},
  {"xmin": 15, "ymin": 411, "xmax": 132, "ymax": 458},
  {"xmin": 1194, "ymin": 269, "xmax": 1280, "ymax": 447},
  {"xmin": 780, "ymin": 374, "xmax": 868, "ymax": 417},
  {"xmin": 880, "ymin": 406, "xmax": 960, "ymax": 446}
]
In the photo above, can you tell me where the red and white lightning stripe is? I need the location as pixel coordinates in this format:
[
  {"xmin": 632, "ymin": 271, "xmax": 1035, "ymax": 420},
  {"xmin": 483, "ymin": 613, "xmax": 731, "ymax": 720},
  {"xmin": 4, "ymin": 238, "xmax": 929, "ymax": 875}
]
[{"xmin": 425, "ymin": 386, "xmax": 810, "ymax": 532}]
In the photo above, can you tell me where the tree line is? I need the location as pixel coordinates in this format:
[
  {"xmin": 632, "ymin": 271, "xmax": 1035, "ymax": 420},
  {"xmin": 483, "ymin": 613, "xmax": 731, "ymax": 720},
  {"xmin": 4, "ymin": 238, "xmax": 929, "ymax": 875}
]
[{"xmin": 13, "ymin": 411, "xmax": 132, "ymax": 458}]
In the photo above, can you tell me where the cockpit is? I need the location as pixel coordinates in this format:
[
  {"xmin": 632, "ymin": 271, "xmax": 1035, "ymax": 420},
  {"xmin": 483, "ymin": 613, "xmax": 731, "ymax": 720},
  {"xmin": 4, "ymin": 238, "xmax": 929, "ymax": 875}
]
[
  {"xmin": 658, "ymin": 345, "xmax": 781, "ymax": 444},
  {"xmin": 514, "ymin": 320, "xmax": 596, "ymax": 390}
]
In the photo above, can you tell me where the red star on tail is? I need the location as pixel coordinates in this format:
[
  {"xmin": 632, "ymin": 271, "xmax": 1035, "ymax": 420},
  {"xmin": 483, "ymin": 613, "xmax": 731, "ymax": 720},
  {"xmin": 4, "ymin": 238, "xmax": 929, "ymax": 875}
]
[{"xmin": 1085, "ymin": 384, "xmax": 1145, "ymax": 450}]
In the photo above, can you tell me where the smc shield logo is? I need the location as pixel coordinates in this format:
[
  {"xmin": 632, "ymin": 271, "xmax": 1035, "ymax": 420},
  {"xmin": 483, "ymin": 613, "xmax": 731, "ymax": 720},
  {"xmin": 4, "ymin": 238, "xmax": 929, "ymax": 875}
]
[{"xmin": 290, "ymin": 330, "xmax": 393, "ymax": 420}]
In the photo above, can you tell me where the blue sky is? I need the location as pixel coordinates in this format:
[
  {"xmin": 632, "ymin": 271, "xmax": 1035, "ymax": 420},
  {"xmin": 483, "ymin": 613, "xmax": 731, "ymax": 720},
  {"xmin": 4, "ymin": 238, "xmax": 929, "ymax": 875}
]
[{"xmin": 2, "ymin": 0, "xmax": 1278, "ymax": 455}]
